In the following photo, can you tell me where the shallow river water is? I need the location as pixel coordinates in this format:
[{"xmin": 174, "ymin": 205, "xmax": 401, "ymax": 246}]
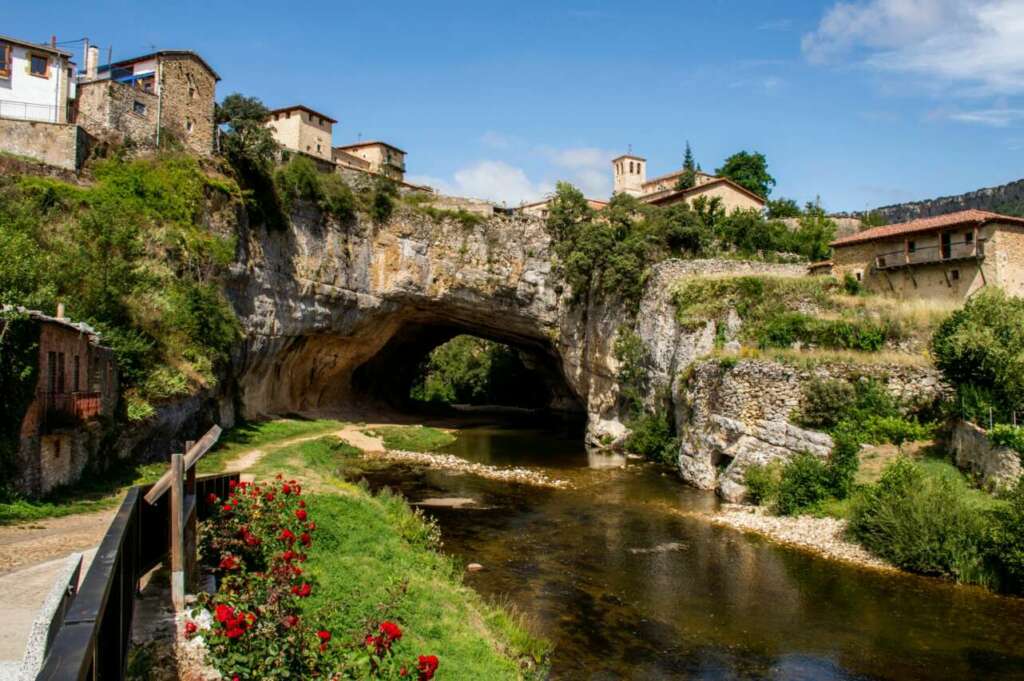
[{"xmin": 356, "ymin": 420, "xmax": 1024, "ymax": 680}]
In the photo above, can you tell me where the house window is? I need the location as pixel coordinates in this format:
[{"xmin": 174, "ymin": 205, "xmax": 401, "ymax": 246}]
[
  {"xmin": 951, "ymin": 269, "xmax": 960, "ymax": 281},
  {"xmin": 316, "ymin": 143, "xmax": 322, "ymax": 153},
  {"xmin": 855, "ymin": 271, "xmax": 862, "ymax": 282},
  {"xmin": 186, "ymin": 117, "xmax": 194, "ymax": 133},
  {"xmin": 0, "ymin": 42, "xmax": 11, "ymax": 78},
  {"xmin": 57, "ymin": 352, "xmax": 66, "ymax": 393},
  {"xmin": 907, "ymin": 240, "xmax": 916, "ymax": 253},
  {"xmin": 133, "ymin": 100, "xmax": 147, "ymax": 116},
  {"xmin": 74, "ymin": 355, "xmax": 80, "ymax": 392},
  {"xmin": 29, "ymin": 53, "xmax": 49, "ymax": 78},
  {"xmin": 965, "ymin": 232, "xmax": 974, "ymax": 244}
]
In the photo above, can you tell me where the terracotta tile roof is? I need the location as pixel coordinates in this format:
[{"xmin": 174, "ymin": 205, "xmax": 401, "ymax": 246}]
[
  {"xmin": 268, "ymin": 105, "xmax": 337, "ymax": 124},
  {"xmin": 830, "ymin": 210, "xmax": 1024, "ymax": 247},
  {"xmin": 107, "ymin": 50, "xmax": 221, "ymax": 81},
  {"xmin": 336, "ymin": 140, "xmax": 406, "ymax": 154},
  {"xmin": 641, "ymin": 177, "xmax": 767, "ymax": 207}
]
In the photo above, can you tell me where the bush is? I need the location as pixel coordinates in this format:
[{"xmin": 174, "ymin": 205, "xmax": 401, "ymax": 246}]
[
  {"xmin": 755, "ymin": 313, "xmax": 886, "ymax": 351},
  {"xmin": 743, "ymin": 463, "xmax": 780, "ymax": 505},
  {"xmin": 827, "ymin": 428, "xmax": 861, "ymax": 499},
  {"xmin": 989, "ymin": 424, "xmax": 1024, "ymax": 455},
  {"xmin": 774, "ymin": 453, "xmax": 832, "ymax": 515},
  {"xmin": 798, "ymin": 378, "xmax": 857, "ymax": 430},
  {"xmin": 848, "ymin": 457, "xmax": 993, "ymax": 585},
  {"xmin": 843, "ymin": 272, "xmax": 863, "ymax": 296},
  {"xmin": 624, "ymin": 410, "xmax": 678, "ymax": 465},
  {"xmin": 986, "ymin": 479, "xmax": 1024, "ymax": 592}
]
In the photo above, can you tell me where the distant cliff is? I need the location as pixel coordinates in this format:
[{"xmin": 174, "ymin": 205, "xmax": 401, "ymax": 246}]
[{"xmin": 854, "ymin": 178, "xmax": 1024, "ymax": 224}]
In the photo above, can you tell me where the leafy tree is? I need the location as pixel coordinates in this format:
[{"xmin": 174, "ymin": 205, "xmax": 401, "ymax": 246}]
[
  {"xmin": 216, "ymin": 94, "xmax": 279, "ymax": 169},
  {"xmin": 675, "ymin": 141, "xmax": 697, "ymax": 191},
  {"xmin": 766, "ymin": 197, "xmax": 802, "ymax": 219},
  {"xmin": 791, "ymin": 198, "xmax": 837, "ymax": 261},
  {"xmin": 932, "ymin": 288, "xmax": 1024, "ymax": 422},
  {"xmin": 716, "ymin": 150, "xmax": 776, "ymax": 198}
]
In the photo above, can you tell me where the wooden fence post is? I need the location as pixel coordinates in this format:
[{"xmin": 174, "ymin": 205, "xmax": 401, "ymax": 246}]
[{"xmin": 170, "ymin": 451, "xmax": 185, "ymax": 611}]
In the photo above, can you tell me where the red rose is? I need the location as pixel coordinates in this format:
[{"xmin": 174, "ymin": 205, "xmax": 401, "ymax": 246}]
[
  {"xmin": 281, "ymin": 549, "xmax": 296, "ymax": 562},
  {"xmin": 245, "ymin": 532, "xmax": 260, "ymax": 547},
  {"xmin": 281, "ymin": 484, "xmax": 292, "ymax": 495},
  {"xmin": 229, "ymin": 480, "xmax": 237, "ymax": 490},
  {"xmin": 298, "ymin": 500, "xmax": 306, "ymax": 508},
  {"xmin": 317, "ymin": 630, "xmax": 331, "ymax": 642},
  {"xmin": 184, "ymin": 621, "xmax": 198, "ymax": 637},
  {"xmin": 221, "ymin": 504, "xmax": 233, "ymax": 513},
  {"xmin": 215, "ymin": 604, "xmax": 234, "ymax": 623},
  {"xmin": 400, "ymin": 668, "xmax": 408, "ymax": 677},
  {"xmin": 300, "ymin": 532, "xmax": 312, "ymax": 547},
  {"xmin": 206, "ymin": 492, "xmax": 218, "ymax": 505},
  {"xmin": 291, "ymin": 582, "xmax": 312, "ymax": 597},
  {"xmin": 417, "ymin": 655, "xmax": 439, "ymax": 680},
  {"xmin": 219, "ymin": 555, "xmax": 239, "ymax": 570},
  {"xmin": 295, "ymin": 509, "xmax": 308, "ymax": 522},
  {"xmin": 307, "ymin": 522, "xmax": 317, "ymax": 531},
  {"xmin": 226, "ymin": 626, "xmax": 244, "ymax": 639},
  {"xmin": 265, "ymin": 492, "xmax": 275, "ymax": 501},
  {"xmin": 278, "ymin": 528, "xmax": 296, "ymax": 545},
  {"xmin": 294, "ymin": 485, "xmax": 302, "ymax": 496},
  {"xmin": 283, "ymin": 615, "xmax": 299, "ymax": 628},
  {"xmin": 365, "ymin": 634, "xmax": 377, "ymax": 648},
  {"xmin": 380, "ymin": 621, "xmax": 403, "ymax": 642},
  {"xmin": 232, "ymin": 676, "xmax": 240, "ymax": 681}
]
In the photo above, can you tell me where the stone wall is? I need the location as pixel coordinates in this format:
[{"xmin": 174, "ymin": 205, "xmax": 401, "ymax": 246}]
[
  {"xmin": 676, "ymin": 358, "xmax": 948, "ymax": 500},
  {"xmin": 951, "ymin": 421, "xmax": 1022, "ymax": 492},
  {"xmin": 0, "ymin": 119, "xmax": 85, "ymax": 171},
  {"xmin": 76, "ymin": 80, "xmax": 160, "ymax": 148},
  {"xmin": 158, "ymin": 55, "xmax": 217, "ymax": 156}
]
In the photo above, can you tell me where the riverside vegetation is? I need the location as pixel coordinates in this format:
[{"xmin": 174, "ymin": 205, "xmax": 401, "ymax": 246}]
[{"xmin": 743, "ymin": 288, "xmax": 1024, "ymax": 594}]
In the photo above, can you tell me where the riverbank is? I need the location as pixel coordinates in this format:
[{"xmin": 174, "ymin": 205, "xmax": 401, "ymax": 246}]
[{"xmin": 707, "ymin": 503, "xmax": 895, "ymax": 571}]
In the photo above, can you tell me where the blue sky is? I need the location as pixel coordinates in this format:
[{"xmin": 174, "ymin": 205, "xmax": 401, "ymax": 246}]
[{"xmin": 10, "ymin": 0, "xmax": 1024, "ymax": 210}]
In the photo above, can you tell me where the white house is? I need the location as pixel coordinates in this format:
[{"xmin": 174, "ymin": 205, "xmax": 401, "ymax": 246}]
[{"xmin": 0, "ymin": 34, "xmax": 73, "ymax": 123}]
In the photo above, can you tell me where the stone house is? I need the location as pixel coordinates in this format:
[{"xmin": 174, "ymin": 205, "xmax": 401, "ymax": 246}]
[
  {"xmin": 611, "ymin": 152, "xmax": 766, "ymax": 213},
  {"xmin": 829, "ymin": 209, "xmax": 1024, "ymax": 300},
  {"xmin": 519, "ymin": 197, "xmax": 608, "ymax": 218},
  {"xmin": 75, "ymin": 48, "xmax": 220, "ymax": 155},
  {"xmin": 334, "ymin": 141, "xmax": 407, "ymax": 182},
  {"xmin": 10, "ymin": 306, "xmax": 119, "ymax": 496},
  {"xmin": 0, "ymin": 34, "xmax": 73, "ymax": 123},
  {"xmin": 266, "ymin": 105, "xmax": 337, "ymax": 162}
]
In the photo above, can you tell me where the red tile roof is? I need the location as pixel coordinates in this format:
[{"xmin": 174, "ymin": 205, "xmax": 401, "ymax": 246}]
[
  {"xmin": 830, "ymin": 210, "xmax": 1024, "ymax": 247},
  {"xmin": 268, "ymin": 105, "xmax": 337, "ymax": 124},
  {"xmin": 641, "ymin": 177, "xmax": 766, "ymax": 207}
]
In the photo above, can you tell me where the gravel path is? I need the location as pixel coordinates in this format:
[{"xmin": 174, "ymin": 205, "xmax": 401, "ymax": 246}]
[
  {"xmin": 708, "ymin": 504, "xmax": 895, "ymax": 571},
  {"xmin": 0, "ymin": 509, "xmax": 115, "ymax": 575}
]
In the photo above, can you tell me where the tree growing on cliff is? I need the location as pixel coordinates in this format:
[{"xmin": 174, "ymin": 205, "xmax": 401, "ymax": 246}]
[
  {"xmin": 216, "ymin": 94, "xmax": 279, "ymax": 170},
  {"xmin": 716, "ymin": 150, "xmax": 776, "ymax": 198}
]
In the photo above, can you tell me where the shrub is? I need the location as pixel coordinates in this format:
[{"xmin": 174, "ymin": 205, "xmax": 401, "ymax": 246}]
[
  {"xmin": 827, "ymin": 427, "xmax": 861, "ymax": 499},
  {"xmin": 986, "ymin": 479, "xmax": 1024, "ymax": 592},
  {"xmin": 798, "ymin": 378, "xmax": 856, "ymax": 430},
  {"xmin": 848, "ymin": 457, "xmax": 993, "ymax": 585},
  {"xmin": 624, "ymin": 410, "xmax": 678, "ymax": 465},
  {"xmin": 774, "ymin": 453, "xmax": 832, "ymax": 515},
  {"xmin": 989, "ymin": 424, "xmax": 1024, "ymax": 456},
  {"xmin": 842, "ymin": 272, "xmax": 863, "ymax": 296},
  {"xmin": 743, "ymin": 463, "xmax": 780, "ymax": 505}
]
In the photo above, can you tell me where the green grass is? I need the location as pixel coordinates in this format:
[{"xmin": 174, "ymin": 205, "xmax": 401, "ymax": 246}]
[
  {"xmin": 242, "ymin": 436, "xmax": 550, "ymax": 678},
  {"xmin": 364, "ymin": 425, "xmax": 456, "ymax": 452},
  {"xmin": 196, "ymin": 418, "xmax": 345, "ymax": 474}
]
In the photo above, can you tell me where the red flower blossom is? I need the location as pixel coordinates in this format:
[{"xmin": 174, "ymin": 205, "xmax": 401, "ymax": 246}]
[
  {"xmin": 226, "ymin": 626, "xmax": 245, "ymax": 639},
  {"xmin": 417, "ymin": 655, "xmax": 439, "ymax": 681},
  {"xmin": 300, "ymin": 532, "xmax": 312, "ymax": 547},
  {"xmin": 278, "ymin": 528, "xmax": 296, "ymax": 545},
  {"xmin": 219, "ymin": 555, "xmax": 239, "ymax": 571},
  {"xmin": 281, "ymin": 549, "xmax": 296, "ymax": 562},
  {"xmin": 221, "ymin": 504, "xmax": 233, "ymax": 514},
  {"xmin": 281, "ymin": 483, "xmax": 292, "ymax": 495},
  {"xmin": 265, "ymin": 492, "xmax": 275, "ymax": 502},
  {"xmin": 400, "ymin": 668, "xmax": 408, "ymax": 677},
  {"xmin": 295, "ymin": 509, "xmax": 308, "ymax": 522},
  {"xmin": 245, "ymin": 532, "xmax": 260, "ymax": 547},
  {"xmin": 307, "ymin": 521, "xmax": 317, "ymax": 531},
  {"xmin": 184, "ymin": 621, "xmax": 198, "ymax": 637},
  {"xmin": 291, "ymin": 582, "xmax": 312, "ymax": 597},
  {"xmin": 298, "ymin": 499, "xmax": 306, "ymax": 508},
  {"xmin": 215, "ymin": 604, "xmax": 234, "ymax": 623},
  {"xmin": 206, "ymin": 492, "xmax": 218, "ymax": 505},
  {"xmin": 283, "ymin": 615, "xmax": 299, "ymax": 628},
  {"xmin": 380, "ymin": 621, "xmax": 402, "ymax": 642},
  {"xmin": 229, "ymin": 480, "xmax": 238, "ymax": 490}
]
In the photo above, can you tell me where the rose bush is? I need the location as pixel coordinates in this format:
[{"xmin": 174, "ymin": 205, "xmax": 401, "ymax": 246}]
[{"xmin": 193, "ymin": 476, "xmax": 438, "ymax": 680}]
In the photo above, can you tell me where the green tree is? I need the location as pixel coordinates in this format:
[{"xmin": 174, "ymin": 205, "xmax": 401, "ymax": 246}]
[
  {"xmin": 931, "ymin": 288, "xmax": 1024, "ymax": 422},
  {"xmin": 216, "ymin": 94, "xmax": 279, "ymax": 169},
  {"xmin": 675, "ymin": 141, "xmax": 697, "ymax": 191},
  {"xmin": 716, "ymin": 150, "xmax": 776, "ymax": 198},
  {"xmin": 766, "ymin": 197, "xmax": 802, "ymax": 219},
  {"xmin": 791, "ymin": 198, "xmax": 837, "ymax": 260}
]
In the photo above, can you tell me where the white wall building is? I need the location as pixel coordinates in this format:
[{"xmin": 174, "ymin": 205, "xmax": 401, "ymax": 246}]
[{"xmin": 0, "ymin": 34, "xmax": 73, "ymax": 123}]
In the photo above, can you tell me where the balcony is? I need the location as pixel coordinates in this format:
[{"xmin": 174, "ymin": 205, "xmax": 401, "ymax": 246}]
[
  {"xmin": 0, "ymin": 99, "xmax": 59, "ymax": 123},
  {"xmin": 873, "ymin": 238, "xmax": 985, "ymax": 271},
  {"xmin": 38, "ymin": 391, "xmax": 103, "ymax": 432}
]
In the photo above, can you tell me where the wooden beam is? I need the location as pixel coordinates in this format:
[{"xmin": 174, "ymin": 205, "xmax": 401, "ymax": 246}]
[
  {"xmin": 170, "ymin": 451, "xmax": 185, "ymax": 611},
  {"xmin": 144, "ymin": 425, "xmax": 222, "ymax": 505}
]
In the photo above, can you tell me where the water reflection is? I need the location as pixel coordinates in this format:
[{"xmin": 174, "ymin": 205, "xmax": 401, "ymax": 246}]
[{"xmin": 358, "ymin": 424, "xmax": 1024, "ymax": 680}]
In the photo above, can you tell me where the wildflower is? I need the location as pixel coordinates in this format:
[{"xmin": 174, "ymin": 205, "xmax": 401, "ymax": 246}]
[
  {"xmin": 281, "ymin": 483, "xmax": 292, "ymax": 495},
  {"xmin": 417, "ymin": 655, "xmax": 439, "ymax": 681},
  {"xmin": 291, "ymin": 582, "xmax": 312, "ymax": 598},
  {"xmin": 295, "ymin": 509, "xmax": 308, "ymax": 522},
  {"xmin": 184, "ymin": 621, "xmax": 198, "ymax": 638},
  {"xmin": 278, "ymin": 528, "xmax": 296, "ymax": 545},
  {"xmin": 317, "ymin": 630, "xmax": 331, "ymax": 652},
  {"xmin": 380, "ymin": 621, "xmax": 402, "ymax": 642},
  {"xmin": 300, "ymin": 532, "xmax": 312, "ymax": 547}
]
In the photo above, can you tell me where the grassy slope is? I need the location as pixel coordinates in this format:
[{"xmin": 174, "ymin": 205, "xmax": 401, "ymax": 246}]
[
  {"xmin": 364, "ymin": 425, "xmax": 456, "ymax": 452},
  {"xmin": 0, "ymin": 418, "xmax": 344, "ymax": 525},
  {"xmin": 246, "ymin": 436, "xmax": 550, "ymax": 679}
]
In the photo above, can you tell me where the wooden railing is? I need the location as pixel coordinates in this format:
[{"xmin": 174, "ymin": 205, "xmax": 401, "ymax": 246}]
[
  {"xmin": 874, "ymin": 238, "xmax": 986, "ymax": 270},
  {"xmin": 38, "ymin": 392, "xmax": 103, "ymax": 432},
  {"xmin": 37, "ymin": 428, "xmax": 230, "ymax": 681}
]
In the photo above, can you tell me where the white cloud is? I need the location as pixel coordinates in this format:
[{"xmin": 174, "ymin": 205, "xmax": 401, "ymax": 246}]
[
  {"xmin": 480, "ymin": 131, "xmax": 515, "ymax": 149},
  {"xmin": 540, "ymin": 146, "xmax": 615, "ymax": 197},
  {"xmin": 945, "ymin": 108, "xmax": 1024, "ymax": 126},
  {"xmin": 803, "ymin": 0, "xmax": 1024, "ymax": 95},
  {"xmin": 408, "ymin": 161, "xmax": 551, "ymax": 205}
]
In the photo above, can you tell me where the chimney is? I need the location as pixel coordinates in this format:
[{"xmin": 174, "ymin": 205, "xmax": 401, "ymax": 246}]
[
  {"xmin": 51, "ymin": 35, "xmax": 57, "ymax": 49},
  {"xmin": 86, "ymin": 46, "xmax": 99, "ymax": 80},
  {"xmin": 56, "ymin": 302, "xmax": 66, "ymax": 319}
]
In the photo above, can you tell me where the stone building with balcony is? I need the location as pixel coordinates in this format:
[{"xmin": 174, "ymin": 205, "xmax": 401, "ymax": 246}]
[
  {"xmin": 334, "ymin": 141, "xmax": 407, "ymax": 182},
  {"xmin": 829, "ymin": 210, "xmax": 1024, "ymax": 300},
  {"xmin": 9, "ymin": 306, "xmax": 119, "ymax": 496},
  {"xmin": 265, "ymin": 105, "xmax": 337, "ymax": 163},
  {"xmin": 611, "ymin": 152, "xmax": 766, "ymax": 213},
  {"xmin": 75, "ymin": 48, "xmax": 220, "ymax": 155}
]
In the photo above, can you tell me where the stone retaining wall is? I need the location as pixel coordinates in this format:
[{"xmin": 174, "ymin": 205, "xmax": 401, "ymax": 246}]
[
  {"xmin": 0, "ymin": 119, "xmax": 87, "ymax": 171},
  {"xmin": 951, "ymin": 421, "xmax": 1022, "ymax": 492}
]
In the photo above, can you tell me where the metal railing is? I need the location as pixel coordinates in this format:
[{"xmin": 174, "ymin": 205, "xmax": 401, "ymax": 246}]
[
  {"xmin": 874, "ymin": 238, "xmax": 985, "ymax": 270},
  {"xmin": 38, "ymin": 392, "xmax": 103, "ymax": 432},
  {"xmin": 36, "ymin": 471, "xmax": 238, "ymax": 681},
  {"xmin": 0, "ymin": 99, "xmax": 58, "ymax": 123}
]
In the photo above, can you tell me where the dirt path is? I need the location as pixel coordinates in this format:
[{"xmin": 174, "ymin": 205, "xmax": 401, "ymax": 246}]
[{"xmin": 0, "ymin": 510, "xmax": 115, "ymax": 575}]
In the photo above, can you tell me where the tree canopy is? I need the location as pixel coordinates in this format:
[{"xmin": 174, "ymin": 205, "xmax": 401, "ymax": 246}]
[
  {"xmin": 216, "ymin": 94, "xmax": 279, "ymax": 170},
  {"xmin": 716, "ymin": 150, "xmax": 776, "ymax": 198},
  {"xmin": 675, "ymin": 142, "xmax": 697, "ymax": 191}
]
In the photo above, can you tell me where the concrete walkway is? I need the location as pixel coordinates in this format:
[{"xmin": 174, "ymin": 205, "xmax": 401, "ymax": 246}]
[{"xmin": 0, "ymin": 549, "xmax": 96, "ymax": 678}]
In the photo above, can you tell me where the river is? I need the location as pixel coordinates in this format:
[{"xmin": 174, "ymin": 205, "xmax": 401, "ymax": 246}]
[{"xmin": 355, "ymin": 419, "xmax": 1024, "ymax": 680}]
